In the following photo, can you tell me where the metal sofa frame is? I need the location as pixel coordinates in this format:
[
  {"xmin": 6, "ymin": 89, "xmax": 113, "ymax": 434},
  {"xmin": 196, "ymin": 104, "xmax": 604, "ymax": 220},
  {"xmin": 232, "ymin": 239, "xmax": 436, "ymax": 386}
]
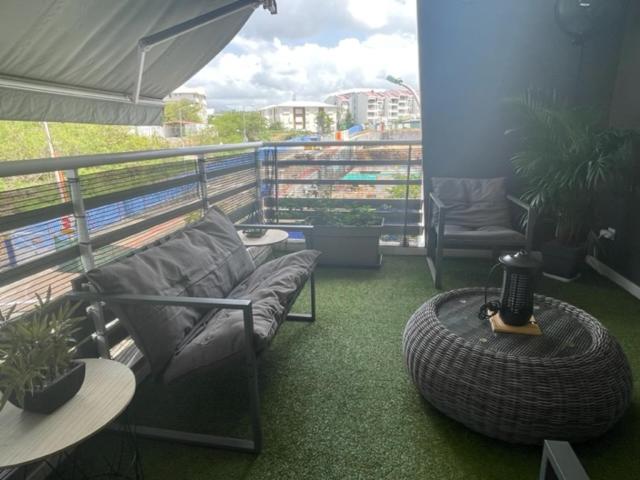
[{"xmin": 70, "ymin": 223, "xmax": 316, "ymax": 454}]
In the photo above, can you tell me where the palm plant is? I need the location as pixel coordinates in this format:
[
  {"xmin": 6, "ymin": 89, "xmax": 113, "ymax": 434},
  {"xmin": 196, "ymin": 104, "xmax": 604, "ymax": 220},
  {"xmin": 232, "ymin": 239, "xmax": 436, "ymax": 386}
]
[
  {"xmin": 506, "ymin": 91, "xmax": 637, "ymax": 246},
  {"xmin": 0, "ymin": 288, "xmax": 83, "ymax": 411}
]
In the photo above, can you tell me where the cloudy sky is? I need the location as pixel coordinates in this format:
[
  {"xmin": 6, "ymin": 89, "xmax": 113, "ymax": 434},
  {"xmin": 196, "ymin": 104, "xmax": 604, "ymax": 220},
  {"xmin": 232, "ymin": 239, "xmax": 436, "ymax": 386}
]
[{"xmin": 186, "ymin": 0, "xmax": 419, "ymax": 111}]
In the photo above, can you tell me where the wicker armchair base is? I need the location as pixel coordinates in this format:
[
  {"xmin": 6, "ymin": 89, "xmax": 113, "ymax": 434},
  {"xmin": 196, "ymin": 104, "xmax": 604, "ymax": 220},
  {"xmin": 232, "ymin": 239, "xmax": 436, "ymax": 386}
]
[{"xmin": 402, "ymin": 288, "xmax": 633, "ymax": 445}]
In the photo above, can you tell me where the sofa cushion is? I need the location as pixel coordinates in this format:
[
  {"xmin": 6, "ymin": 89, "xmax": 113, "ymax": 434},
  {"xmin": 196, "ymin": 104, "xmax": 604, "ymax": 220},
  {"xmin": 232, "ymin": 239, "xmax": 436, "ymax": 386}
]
[
  {"xmin": 442, "ymin": 224, "xmax": 525, "ymax": 244},
  {"xmin": 85, "ymin": 207, "xmax": 255, "ymax": 376},
  {"xmin": 163, "ymin": 249, "xmax": 321, "ymax": 383},
  {"xmin": 431, "ymin": 177, "xmax": 511, "ymax": 229}
]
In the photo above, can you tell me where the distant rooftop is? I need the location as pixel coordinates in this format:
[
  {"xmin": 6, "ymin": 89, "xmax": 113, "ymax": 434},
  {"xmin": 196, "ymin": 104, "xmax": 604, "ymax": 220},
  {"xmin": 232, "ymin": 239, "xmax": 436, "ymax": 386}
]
[
  {"xmin": 169, "ymin": 86, "xmax": 207, "ymax": 97},
  {"xmin": 259, "ymin": 100, "xmax": 336, "ymax": 110}
]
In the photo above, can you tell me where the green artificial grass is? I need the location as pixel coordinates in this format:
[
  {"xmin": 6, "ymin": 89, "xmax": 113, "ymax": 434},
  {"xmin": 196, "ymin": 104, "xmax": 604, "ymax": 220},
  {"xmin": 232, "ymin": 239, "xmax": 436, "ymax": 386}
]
[{"xmin": 79, "ymin": 257, "xmax": 640, "ymax": 479}]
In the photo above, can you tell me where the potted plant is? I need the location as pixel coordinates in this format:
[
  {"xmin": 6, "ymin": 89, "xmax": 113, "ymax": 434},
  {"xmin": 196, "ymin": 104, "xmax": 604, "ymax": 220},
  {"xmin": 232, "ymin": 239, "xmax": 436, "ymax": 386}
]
[
  {"xmin": 307, "ymin": 202, "xmax": 384, "ymax": 267},
  {"xmin": 506, "ymin": 91, "xmax": 637, "ymax": 280},
  {"xmin": 0, "ymin": 289, "xmax": 85, "ymax": 414}
]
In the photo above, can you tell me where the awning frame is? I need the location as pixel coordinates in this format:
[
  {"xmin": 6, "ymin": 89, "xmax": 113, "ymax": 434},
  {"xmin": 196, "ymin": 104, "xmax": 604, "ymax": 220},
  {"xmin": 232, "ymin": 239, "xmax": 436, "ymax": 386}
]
[{"xmin": 0, "ymin": 0, "xmax": 277, "ymax": 109}]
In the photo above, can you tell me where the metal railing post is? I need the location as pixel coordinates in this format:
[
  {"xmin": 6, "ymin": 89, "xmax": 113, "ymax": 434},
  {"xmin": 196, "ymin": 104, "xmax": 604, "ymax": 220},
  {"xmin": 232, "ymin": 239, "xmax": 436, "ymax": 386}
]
[
  {"xmin": 402, "ymin": 145, "xmax": 412, "ymax": 247},
  {"xmin": 274, "ymin": 146, "xmax": 279, "ymax": 224},
  {"xmin": 254, "ymin": 147, "xmax": 263, "ymax": 223},
  {"xmin": 65, "ymin": 169, "xmax": 95, "ymax": 272},
  {"xmin": 197, "ymin": 154, "xmax": 209, "ymax": 214}
]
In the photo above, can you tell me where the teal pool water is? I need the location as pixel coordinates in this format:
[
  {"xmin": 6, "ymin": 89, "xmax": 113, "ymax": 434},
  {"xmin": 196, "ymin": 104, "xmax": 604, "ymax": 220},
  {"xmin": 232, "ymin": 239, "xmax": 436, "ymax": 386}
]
[{"xmin": 342, "ymin": 171, "xmax": 378, "ymax": 181}]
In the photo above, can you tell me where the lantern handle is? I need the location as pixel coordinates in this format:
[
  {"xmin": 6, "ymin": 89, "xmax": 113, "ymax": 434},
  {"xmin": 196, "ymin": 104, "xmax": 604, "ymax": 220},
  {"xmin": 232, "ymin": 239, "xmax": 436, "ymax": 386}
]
[{"xmin": 478, "ymin": 262, "xmax": 502, "ymax": 320}]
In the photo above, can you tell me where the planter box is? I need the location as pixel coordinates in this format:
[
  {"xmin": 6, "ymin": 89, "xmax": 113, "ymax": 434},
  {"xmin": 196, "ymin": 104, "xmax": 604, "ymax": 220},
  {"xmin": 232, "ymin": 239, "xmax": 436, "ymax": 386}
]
[
  {"xmin": 9, "ymin": 360, "xmax": 86, "ymax": 414},
  {"xmin": 541, "ymin": 241, "xmax": 585, "ymax": 281},
  {"xmin": 314, "ymin": 221, "xmax": 383, "ymax": 268}
]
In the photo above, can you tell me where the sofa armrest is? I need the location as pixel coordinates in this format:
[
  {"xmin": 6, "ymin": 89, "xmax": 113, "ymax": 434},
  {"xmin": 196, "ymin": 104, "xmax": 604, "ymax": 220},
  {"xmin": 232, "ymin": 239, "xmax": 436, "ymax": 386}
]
[
  {"xmin": 428, "ymin": 192, "xmax": 450, "ymax": 235},
  {"xmin": 507, "ymin": 194, "xmax": 531, "ymax": 212},
  {"xmin": 68, "ymin": 292, "xmax": 251, "ymax": 311},
  {"xmin": 68, "ymin": 292, "xmax": 256, "ymax": 357},
  {"xmin": 507, "ymin": 195, "xmax": 536, "ymax": 251},
  {"xmin": 429, "ymin": 192, "xmax": 450, "ymax": 212},
  {"xmin": 539, "ymin": 440, "xmax": 589, "ymax": 480}
]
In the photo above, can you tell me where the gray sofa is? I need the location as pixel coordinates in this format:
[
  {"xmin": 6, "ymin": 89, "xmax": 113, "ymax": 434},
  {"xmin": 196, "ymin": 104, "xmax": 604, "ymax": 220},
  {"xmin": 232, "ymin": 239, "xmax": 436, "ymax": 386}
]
[
  {"xmin": 71, "ymin": 207, "xmax": 320, "ymax": 453},
  {"xmin": 426, "ymin": 177, "xmax": 535, "ymax": 289}
]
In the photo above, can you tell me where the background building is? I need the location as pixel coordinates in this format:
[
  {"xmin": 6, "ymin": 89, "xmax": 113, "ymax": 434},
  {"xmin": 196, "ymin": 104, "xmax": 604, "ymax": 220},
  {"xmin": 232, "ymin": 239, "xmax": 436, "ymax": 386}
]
[
  {"xmin": 259, "ymin": 101, "xmax": 338, "ymax": 133},
  {"xmin": 325, "ymin": 88, "xmax": 420, "ymax": 128},
  {"xmin": 163, "ymin": 86, "xmax": 209, "ymax": 137}
]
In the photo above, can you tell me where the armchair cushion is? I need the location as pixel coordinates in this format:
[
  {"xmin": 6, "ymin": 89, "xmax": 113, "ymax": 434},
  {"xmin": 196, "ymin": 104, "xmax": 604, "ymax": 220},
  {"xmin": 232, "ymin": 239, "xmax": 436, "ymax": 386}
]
[
  {"xmin": 431, "ymin": 177, "xmax": 511, "ymax": 229},
  {"xmin": 443, "ymin": 224, "xmax": 526, "ymax": 244},
  {"xmin": 85, "ymin": 207, "xmax": 256, "ymax": 376},
  {"xmin": 163, "ymin": 249, "xmax": 321, "ymax": 382}
]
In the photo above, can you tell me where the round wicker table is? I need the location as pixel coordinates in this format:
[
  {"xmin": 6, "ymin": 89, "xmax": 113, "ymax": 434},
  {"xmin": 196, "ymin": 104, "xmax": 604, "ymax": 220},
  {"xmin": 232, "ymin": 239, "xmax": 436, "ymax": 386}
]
[{"xmin": 402, "ymin": 288, "xmax": 633, "ymax": 445}]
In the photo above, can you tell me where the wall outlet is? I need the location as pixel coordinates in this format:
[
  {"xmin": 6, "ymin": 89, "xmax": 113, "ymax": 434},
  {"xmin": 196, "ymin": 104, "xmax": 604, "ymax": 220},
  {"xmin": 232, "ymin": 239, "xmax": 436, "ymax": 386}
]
[{"xmin": 600, "ymin": 228, "xmax": 616, "ymax": 241}]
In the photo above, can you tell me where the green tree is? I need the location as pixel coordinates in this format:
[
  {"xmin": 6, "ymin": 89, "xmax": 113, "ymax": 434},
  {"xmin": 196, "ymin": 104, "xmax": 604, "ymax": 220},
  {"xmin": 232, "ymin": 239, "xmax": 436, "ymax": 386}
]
[
  {"xmin": 338, "ymin": 111, "xmax": 355, "ymax": 131},
  {"xmin": 269, "ymin": 120, "xmax": 284, "ymax": 131},
  {"xmin": 316, "ymin": 110, "xmax": 334, "ymax": 134},
  {"xmin": 164, "ymin": 99, "xmax": 203, "ymax": 124},
  {"xmin": 209, "ymin": 111, "xmax": 268, "ymax": 143}
]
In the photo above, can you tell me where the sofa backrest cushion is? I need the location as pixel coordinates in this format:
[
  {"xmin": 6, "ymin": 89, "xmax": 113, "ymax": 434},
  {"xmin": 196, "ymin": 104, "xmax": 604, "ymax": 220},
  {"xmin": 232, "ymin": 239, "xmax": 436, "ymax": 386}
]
[
  {"xmin": 84, "ymin": 207, "xmax": 255, "ymax": 376},
  {"xmin": 431, "ymin": 177, "xmax": 511, "ymax": 228}
]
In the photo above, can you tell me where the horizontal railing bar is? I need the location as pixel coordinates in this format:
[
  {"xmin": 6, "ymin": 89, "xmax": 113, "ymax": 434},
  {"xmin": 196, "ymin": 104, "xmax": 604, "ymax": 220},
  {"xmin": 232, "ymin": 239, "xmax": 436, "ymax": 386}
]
[
  {"xmin": 206, "ymin": 182, "xmax": 257, "ymax": 205},
  {"xmin": 272, "ymin": 224, "xmax": 423, "ymax": 236},
  {"xmin": 205, "ymin": 162, "xmax": 255, "ymax": 179},
  {"xmin": 90, "ymin": 197, "xmax": 257, "ymax": 252},
  {"xmin": 264, "ymin": 140, "xmax": 422, "ymax": 147},
  {"xmin": 0, "ymin": 245, "xmax": 80, "ymax": 288},
  {"xmin": 269, "ymin": 208, "xmax": 422, "ymax": 217},
  {"xmin": 264, "ymin": 197, "xmax": 423, "ymax": 208},
  {"xmin": 0, "ymin": 140, "xmax": 421, "ymax": 177},
  {"xmin": 0, "ymin": 202, "xmax": 74, "ymax": 233},
  {"xmin": 265, "ymin": 179, "xmax": 422, "ymax": 186},
  {"xmin": 84, "ymin": 174, "xmax": 200, "ymax": 210},
  {"xmin": 91, "ymin": 202, "xmax": 202, "ymax": 249},
  {"xmin": 0, "ymin": 143, "xmax": 262, "ymax": 177},
  {"xmin": 383, "ymin": 225, "xmax": 423, "ymax": 235},
  {"xmin": 273, "ymin": 160, "xmax": 422, "ymax": 167},
  {"xmin": 227, "ymin": 203, "xmax": 258, "ymax": 222}
]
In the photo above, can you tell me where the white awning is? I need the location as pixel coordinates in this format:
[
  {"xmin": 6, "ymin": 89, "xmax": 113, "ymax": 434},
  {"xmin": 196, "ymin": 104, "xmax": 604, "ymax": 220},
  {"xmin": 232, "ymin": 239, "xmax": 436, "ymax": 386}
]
[{"xmin": 0, "ymin": 0, "xmax": 276, "ymax": 125}]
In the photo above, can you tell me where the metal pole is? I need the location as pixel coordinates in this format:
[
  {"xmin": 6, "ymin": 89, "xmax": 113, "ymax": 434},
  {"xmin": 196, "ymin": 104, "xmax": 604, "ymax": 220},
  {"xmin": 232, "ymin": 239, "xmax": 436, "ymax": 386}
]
[
  {"xmin": 197, "ymin": 155, "xmax": 209, "ymax": 214},
  {"xmin": 65, "ymin": 168, "xmax": 95, "ymax": 272},
  {"xmin": 254, "ymin": 147, "xmax": 263, "ymax": 223},
  {"xmin": 274, "ymin": 147, "xmax": 279, "ymax": 224},
  {"xmin": 132, "ymin": 0, "xmax": 264, "ymax": 103},
  {"xmin": 402, "ymin": 145, "xmax": 412, "ymax": 247}
]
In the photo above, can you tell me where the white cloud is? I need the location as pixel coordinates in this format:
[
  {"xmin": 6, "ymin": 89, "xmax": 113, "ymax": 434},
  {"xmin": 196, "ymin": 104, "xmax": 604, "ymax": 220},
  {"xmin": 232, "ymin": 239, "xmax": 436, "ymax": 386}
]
[
  {"xmin": 240, "ymin": 0, "xmax": 417, "ymax": 42},
  {"xmin": 189, "ymin": 33, "xmax": 419, "ymax": 110},
  {"xmin": 185, "ymin": 0, "xmax": 419, "ymax": 110},
  {"xmin": 347, "ymin": 0, "xmax": 416, "ymax": 30}
]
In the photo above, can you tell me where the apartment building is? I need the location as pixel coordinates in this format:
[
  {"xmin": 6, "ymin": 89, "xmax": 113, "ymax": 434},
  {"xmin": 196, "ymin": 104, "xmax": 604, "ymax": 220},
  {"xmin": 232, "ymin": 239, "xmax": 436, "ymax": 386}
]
[
  {"xmin": 325, "ymin": 88, "xmax": 420, "ymax": 127},
  {"xmin": 259, "ymin": 101, "xmax": 338, "ymax": 132}
]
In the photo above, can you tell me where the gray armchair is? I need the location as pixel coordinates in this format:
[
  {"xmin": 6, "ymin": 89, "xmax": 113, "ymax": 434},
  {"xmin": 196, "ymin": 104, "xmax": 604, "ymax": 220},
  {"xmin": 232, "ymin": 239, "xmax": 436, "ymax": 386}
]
[{"xmin": 426, "ymin": 177, "xmax": 535, "ymax": 289}]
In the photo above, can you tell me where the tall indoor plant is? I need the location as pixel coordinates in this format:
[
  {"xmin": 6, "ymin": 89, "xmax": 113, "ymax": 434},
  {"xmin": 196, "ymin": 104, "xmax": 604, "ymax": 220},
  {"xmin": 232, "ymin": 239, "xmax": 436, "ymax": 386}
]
[
  {"xmin": 0, "ymin": 289, "xmax": 85, "ymax": 414},
  {"xmin": 506, "ymin": 91, "xmax": 636, "ymax": 279}
]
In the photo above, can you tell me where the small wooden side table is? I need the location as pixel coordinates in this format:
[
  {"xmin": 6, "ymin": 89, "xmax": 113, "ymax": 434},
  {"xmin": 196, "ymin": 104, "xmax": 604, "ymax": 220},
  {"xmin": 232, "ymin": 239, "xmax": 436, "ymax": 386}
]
[
  {"xmin": 239, "ymin": 228, "xmax": 288, "ymax": 247},
  {"xmin": 0, "ymin": 358, "xmax": 136, "ymax": 470}
]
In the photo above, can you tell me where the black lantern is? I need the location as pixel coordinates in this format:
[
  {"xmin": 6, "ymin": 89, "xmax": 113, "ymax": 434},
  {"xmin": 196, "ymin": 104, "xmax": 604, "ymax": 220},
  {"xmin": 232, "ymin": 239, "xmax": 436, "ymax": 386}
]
[
  {"xmin": 479, "ymin": 250, "xmax": 541, "ymax": 326},
  {"xmin": 498, "ymin": 250, "xmax": 541, "ymax": 326}
]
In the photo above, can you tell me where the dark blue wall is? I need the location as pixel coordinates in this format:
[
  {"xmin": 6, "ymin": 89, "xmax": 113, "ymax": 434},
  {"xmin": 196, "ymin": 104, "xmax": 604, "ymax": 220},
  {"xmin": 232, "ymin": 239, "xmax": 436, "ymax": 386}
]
[
  {"xmin": 417, "ymin": 0, "xmax": 627, "ymax": 181},
  {"xmin": 605, "ymin": 2, "xmax": 640, "ymax": 284}
]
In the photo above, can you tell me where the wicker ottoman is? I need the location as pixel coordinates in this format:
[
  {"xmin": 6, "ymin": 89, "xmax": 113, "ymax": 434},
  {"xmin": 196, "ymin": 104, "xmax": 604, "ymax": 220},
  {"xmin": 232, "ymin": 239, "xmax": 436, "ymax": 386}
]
[{"xmin": 402, "ymin": 288, "xmax": 633, "ymax": 445}]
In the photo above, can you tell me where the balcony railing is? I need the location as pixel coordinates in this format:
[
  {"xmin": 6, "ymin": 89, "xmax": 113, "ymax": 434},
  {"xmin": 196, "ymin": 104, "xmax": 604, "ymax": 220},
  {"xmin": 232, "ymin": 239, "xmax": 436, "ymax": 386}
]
[{"xmin": 0, "ymin": 140, "xmax": 422, "ymax": 314}]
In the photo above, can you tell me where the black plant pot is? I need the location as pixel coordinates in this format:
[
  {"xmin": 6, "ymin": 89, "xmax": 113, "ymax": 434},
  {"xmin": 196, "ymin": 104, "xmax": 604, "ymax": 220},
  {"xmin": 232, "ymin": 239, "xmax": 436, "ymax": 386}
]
[
  {"xmin": 9, "ymin": 360, "xmax": 86, "ymax": 414},
  {"xmin": 541, "ymin": 241, "xmax": 585, "ymax": 280}
]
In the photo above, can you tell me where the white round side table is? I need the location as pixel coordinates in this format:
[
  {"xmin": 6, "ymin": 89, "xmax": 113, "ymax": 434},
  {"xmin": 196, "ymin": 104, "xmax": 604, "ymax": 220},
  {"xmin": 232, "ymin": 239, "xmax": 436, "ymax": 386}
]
[
  {"xmin": 239, "ymin": 228, "xmax": 289, "ymax": 247},
  {"xmin": 0, "ymin": 358, "xmax": 136, "ymax": 469}
]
